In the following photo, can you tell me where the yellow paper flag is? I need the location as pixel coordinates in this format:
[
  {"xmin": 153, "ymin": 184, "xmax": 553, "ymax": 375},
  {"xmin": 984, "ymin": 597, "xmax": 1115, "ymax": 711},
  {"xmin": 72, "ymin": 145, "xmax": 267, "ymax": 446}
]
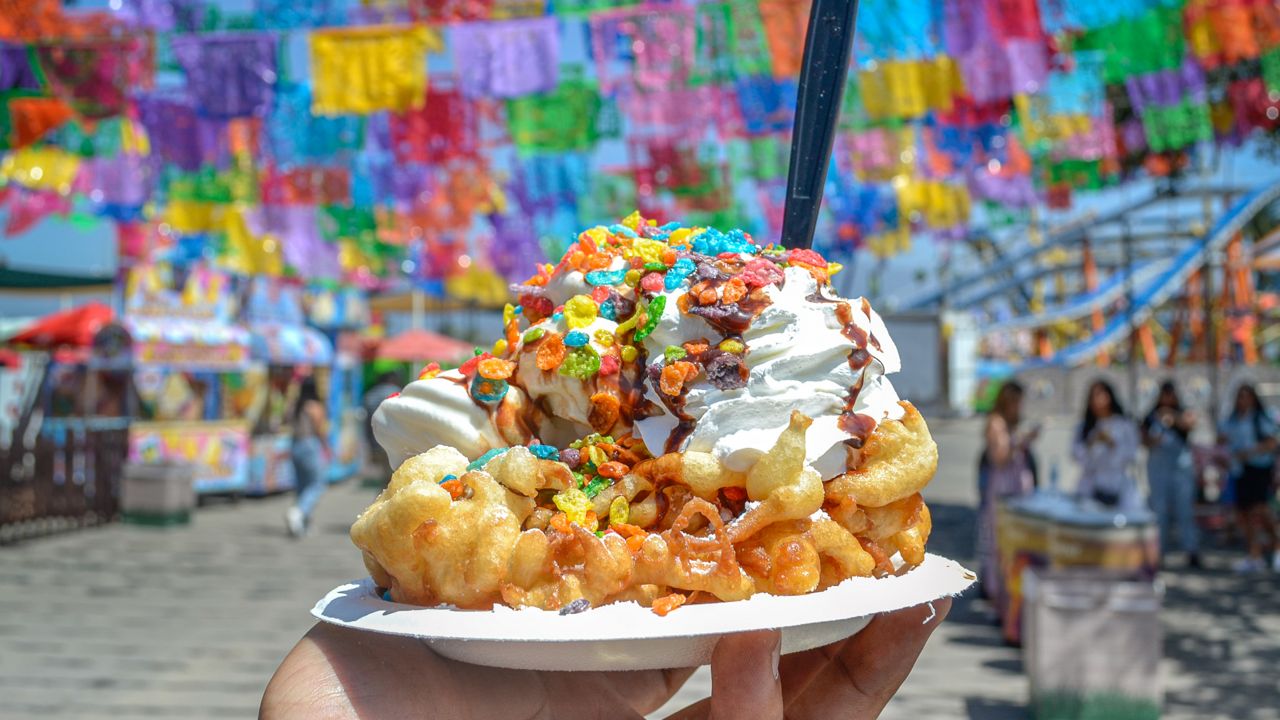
[
  {"xmin": 0, "ymin": 146, "xmax": 81, "ymax": 193},
  {"xmin": 310, "ymin": 25, "xmax": 442, "ymax": 115},
  {"xmin": 222, "ymin": 206, "xmax": 284, "ymax": 277},
  {"xmin": 165, "ymin": 200, "xmax": 225, "ymax": 236}
]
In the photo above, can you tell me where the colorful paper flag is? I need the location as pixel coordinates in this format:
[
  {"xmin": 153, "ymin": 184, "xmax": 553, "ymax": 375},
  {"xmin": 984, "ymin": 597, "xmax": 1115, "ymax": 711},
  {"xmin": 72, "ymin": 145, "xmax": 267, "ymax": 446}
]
[{"xmin": 310, "ymin": 25, "xmax": 441, "ymax": 115}]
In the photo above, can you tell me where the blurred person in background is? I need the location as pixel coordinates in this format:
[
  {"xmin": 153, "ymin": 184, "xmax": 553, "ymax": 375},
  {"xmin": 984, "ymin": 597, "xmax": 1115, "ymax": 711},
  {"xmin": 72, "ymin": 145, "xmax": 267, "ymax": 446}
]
[
  {"xmin": 1218, "ymin": 383, "xmax": 1280, "ymax": 573},
  {"xmin": 977, "ymin": 381, "xmax": 1038, "ymax": 604},
  {"xmin": 1073, "ymin": 380, "xmax": 1140, "ymax": 509},
  {"xmin": 286, "ymin": 376, "xmax": 330, "ymax": 538},
  {"xmin": 363, "ymin": 371, "xmax": 402, "ymax": 485},
  {"xmin": 1142, "ymin": 380, "xmax": 1201, "ymax": 568}
]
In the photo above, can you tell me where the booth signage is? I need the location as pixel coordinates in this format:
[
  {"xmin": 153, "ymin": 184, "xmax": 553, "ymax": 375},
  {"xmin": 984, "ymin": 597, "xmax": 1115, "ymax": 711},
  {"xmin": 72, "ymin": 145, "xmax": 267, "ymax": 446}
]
[{"xmin": 129, "ymin": 421, "xmax": 250, "ymax": 494}]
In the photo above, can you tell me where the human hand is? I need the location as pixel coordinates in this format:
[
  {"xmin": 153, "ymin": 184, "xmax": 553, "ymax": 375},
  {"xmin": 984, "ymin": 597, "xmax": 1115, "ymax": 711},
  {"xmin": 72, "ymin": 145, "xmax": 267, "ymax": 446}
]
[
  {"xmin": 261, "ymin": 598, "xmax": 951, "ymax": 720},
  {"xmin": 1021, "ymin": 423, "xmax": 1042, "ymax": 446}
]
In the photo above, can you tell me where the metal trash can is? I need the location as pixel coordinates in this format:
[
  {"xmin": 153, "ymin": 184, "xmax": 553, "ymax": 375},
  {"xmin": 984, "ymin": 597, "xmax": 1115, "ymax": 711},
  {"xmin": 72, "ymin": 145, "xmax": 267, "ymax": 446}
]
[
  {"xmin": 121, "ymin": 462, "xmax": 196, "ymax": 526},
  {"xmin": 1024, "ymin": 568, "xmax": 1163, "ymax": 720}
]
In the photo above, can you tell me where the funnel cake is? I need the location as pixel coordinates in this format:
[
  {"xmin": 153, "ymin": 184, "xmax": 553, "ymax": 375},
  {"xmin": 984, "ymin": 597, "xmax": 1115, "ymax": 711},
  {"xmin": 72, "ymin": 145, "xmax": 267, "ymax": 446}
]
[{"xmin": 353, "ymin": 214, "xmax": 938, "ymax": 614}]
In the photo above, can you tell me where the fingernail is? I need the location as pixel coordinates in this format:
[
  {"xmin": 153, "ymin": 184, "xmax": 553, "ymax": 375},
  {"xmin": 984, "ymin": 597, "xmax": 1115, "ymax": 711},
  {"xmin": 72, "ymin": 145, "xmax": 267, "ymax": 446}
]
[{"xmin": 771, "ymin": 634, "xmax": 781, "ymax": 681}]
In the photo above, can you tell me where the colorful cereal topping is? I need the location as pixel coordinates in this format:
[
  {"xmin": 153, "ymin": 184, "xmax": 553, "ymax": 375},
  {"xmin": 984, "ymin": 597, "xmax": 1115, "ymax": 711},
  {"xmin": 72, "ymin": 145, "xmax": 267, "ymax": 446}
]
[
  {"xmin": 468, "ymin": 448, "xmax": 508, "ymax": 471},
  {"xmin": 559, "ymin": 345, "xmax": 601, "ymax": 379},
  {"xmin": 470, "ymin": 375, "xmax": 509, "ymax": 403},
  {"xmin": 524, "ymin": 444, "xmax": 557, "ymax": 461}
]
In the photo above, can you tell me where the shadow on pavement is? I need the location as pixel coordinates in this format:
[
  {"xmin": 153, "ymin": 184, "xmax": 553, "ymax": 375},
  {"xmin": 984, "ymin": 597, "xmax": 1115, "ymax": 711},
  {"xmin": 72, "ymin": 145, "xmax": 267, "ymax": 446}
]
[
  {"xmin": 1161, "ymin": 561, "xmax": 1280, "ymax": 719},
  {"xmin": 965, "ymin": 697, "xmax": 1031, "ymax": 719},
  {"xmin": 983, "ymin": 657, "xmax": 1024, "ymax": 674},
  {"xmin": 924, "ymin": 500, "xmax": 978, "ymax": 562}
]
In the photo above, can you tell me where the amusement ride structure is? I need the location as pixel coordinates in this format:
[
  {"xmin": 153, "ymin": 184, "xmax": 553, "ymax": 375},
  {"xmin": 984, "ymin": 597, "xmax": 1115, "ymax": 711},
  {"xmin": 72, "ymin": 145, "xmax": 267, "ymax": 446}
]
[{"xmin": 908, "ymin": 180, "xmax": 1280, "ymax": 374}]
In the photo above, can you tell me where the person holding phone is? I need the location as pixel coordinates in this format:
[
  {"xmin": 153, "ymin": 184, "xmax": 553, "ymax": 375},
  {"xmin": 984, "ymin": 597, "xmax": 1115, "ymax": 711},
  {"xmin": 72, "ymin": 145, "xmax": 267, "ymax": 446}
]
[
  {"xmin": 976, "ymin": 381, "xmax": 1038, "ymax": 604},
  {"xmin": 1142, "ymin": 380, "xmax": 1200, "ymax": 568},
  {"xmin": 1073, "ymin": 380, "xmax": 1140, "ymax": 509},
  {"xmin": 1218, "ymin": 383, "xmax": 1280, "ymax": 573}
]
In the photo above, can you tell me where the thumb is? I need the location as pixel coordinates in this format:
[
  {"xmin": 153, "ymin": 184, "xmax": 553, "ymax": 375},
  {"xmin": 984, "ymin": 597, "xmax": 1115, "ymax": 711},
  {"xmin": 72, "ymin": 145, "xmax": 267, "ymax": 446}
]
[{"xmin": 708, "ymin": 630, "xmax": 783, "ymax": 720}]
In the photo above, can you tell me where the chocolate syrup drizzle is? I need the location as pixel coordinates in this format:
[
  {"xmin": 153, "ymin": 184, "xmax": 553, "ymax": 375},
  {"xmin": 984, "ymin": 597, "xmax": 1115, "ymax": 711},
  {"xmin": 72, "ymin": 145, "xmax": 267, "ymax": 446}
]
[{"xmin": 835, "ymin": 301, "xmax": 876, "ymax": 449}]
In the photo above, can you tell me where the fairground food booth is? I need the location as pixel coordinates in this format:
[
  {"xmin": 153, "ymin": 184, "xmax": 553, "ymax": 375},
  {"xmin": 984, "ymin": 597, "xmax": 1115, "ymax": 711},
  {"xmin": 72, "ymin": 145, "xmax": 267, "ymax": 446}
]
[
  {"xmin": 3, "ymin": 304, "xmax": 132, "ymax": 535},
  {"xmin": 305, "ymin": 285, "xmax": 371, "ymax": 483},
  {"xmin": 242, "ymin": 278, "xmax": 335, "ymax": 495},
  {"xmin": 122, "ymin": 265, "xmax": 254, "ymax": 497}
]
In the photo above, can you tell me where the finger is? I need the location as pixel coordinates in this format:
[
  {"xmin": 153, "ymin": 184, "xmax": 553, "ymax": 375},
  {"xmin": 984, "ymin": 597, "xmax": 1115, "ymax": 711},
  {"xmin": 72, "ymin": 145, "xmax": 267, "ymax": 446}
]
[
  {"xmin": 778, "ymin": 636, "xmax": 845, "ymax": 706},
  {"xmin": 708, "ymin": 630, "xmax": 783, "ymax": 720},
  {"xmin": 785, "ymin": 598, "xmax": 951, "ymax": 720},
  {"xmin": 596, "ymin": 667, "xmax": 699, "ymax": 715}
]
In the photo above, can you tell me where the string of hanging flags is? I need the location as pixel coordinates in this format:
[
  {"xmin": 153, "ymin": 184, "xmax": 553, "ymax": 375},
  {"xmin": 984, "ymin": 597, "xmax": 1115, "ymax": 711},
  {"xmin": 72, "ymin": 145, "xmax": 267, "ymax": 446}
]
[{"xmin": 0, "ymin": 0, "xmax": 1277, "ymax": 292}]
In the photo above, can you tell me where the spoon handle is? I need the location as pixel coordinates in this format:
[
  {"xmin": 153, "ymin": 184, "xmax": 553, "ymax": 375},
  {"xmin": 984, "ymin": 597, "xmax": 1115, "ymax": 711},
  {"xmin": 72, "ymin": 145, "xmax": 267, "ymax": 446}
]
[{"xmin": 780, "ymin": 0, "xmax": 860, "ymax": 249}]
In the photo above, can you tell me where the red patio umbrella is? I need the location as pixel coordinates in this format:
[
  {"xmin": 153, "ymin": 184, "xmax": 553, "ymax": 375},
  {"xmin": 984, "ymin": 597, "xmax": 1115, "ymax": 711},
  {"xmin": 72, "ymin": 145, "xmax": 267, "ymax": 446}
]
[
  {"xmin": 375, "ymin": 328, "xmax": 474, "ymax": 363},
  {"xmin": 8, "ymin": 302, "xmax": 114, "ymax": 349}
]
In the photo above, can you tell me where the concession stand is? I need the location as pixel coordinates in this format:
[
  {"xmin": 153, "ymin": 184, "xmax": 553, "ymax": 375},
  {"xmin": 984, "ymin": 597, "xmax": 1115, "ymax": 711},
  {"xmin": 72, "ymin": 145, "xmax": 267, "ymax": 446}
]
[
  {"xmin": 305, "ymin": 285, "xmax": 371, "ymax": 483},
  {"xmin": 7, "ymin": 303, "xmax": 127, "ymax": 424},
  {"xmin": 121, "ymin": 265, "xmax": 254, "ymax": 497},
  {"xmin": 2, "ymin": 304, "xmax": 131, "ymax": 535},
  {"xmin": 242, "ymin": 278, "xmax": 334, "ymax": 495}
]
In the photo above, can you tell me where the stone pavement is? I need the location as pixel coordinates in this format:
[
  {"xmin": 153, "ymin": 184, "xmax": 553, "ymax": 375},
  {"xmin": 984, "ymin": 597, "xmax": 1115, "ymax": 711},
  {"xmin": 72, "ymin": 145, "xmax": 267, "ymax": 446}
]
[{"xmin": 0, "ymin": 416, "xmax": 1276, "ymax": 719}]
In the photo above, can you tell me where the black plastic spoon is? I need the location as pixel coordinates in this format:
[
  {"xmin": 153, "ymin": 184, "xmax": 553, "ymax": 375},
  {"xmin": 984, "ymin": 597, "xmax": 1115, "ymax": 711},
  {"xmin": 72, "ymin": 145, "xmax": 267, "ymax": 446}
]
[{"xmin": 780, "ymin": 0, "xmax": 860, "ymax": 250}]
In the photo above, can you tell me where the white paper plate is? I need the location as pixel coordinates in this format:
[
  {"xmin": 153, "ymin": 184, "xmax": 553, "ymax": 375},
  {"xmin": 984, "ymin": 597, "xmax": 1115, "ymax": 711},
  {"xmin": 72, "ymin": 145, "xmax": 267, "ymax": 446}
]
[{"xmin": 312, "ymin": 553, "xmax": 974, "ymax": 671}]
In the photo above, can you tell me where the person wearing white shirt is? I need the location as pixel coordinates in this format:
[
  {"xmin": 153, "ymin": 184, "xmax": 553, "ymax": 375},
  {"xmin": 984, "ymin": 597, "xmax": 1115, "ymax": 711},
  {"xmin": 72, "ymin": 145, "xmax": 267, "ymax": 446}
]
[{"xmin": 1073, "ymin": 380, "xmax": 1141, "ymax": 509}]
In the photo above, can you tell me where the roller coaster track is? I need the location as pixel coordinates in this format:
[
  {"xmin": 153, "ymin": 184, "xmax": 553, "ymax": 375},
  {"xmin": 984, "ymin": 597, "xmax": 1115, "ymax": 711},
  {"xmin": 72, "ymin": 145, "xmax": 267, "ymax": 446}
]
[{"xmin": 907, "ymin": 182, "xmax": 1280, "ymax": 367}]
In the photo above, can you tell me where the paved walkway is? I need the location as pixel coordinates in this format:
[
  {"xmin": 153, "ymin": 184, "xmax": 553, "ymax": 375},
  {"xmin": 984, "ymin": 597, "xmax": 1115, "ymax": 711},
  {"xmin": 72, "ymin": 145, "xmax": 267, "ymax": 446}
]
[{"xmin": 0, "ymin": 417, "xmax": 1276, "ymax": 719}]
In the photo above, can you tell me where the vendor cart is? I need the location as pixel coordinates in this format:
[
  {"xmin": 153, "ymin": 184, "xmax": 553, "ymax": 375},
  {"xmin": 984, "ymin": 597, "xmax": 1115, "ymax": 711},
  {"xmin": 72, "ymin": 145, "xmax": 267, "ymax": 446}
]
[{"xmin": 121, "ymin": 264, "xmax": 253, "ymax": 497}]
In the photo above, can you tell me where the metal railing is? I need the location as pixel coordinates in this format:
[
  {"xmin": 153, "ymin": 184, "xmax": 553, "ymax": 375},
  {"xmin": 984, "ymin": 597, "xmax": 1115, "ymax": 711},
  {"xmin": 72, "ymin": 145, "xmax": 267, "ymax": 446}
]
[{"xmin": 0, "ymin": 418, "xmax": 130, "ymax": 543}]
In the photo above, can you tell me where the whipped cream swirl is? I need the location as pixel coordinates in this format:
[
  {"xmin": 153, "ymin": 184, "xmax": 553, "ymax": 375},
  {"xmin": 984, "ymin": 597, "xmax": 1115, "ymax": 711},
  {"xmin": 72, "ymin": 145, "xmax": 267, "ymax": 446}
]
[
  {"xmin": 636, "ymin": 266, "xmax": 903, "ymax": 480},
  {"xmin": 374, "ymin": 254, "xmax": 906, "ymax": 482}
]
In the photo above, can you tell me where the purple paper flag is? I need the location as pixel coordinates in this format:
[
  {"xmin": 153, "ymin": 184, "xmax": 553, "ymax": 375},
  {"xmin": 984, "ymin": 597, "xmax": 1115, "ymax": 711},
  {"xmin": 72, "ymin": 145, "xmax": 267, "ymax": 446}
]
[
  {"xmin": 113, "ymin": 0, "xmax": 206, "ymax": 31},
  {"xmin": 967, "ymin": 169, "xmax": 1037, "ymax": 208},
  {"xmin": 134, "ymin": 94, "xmax": 230, "ymax": 171},
  {"xmin": 0, "ymin": 43, "xmax": 40, "ymax": 92},
  {"xmin": 943, "ymin": 0, "xmax": 988, "ymax": 56},
  {"xmin": 171, "ymin": 33, "xmax": 278, "ymax": 118},
  {"xmin": 1006, "ymin": 39, "xmax": 1049, "ymax": 96},
  {"xmin": 84, "ymin": 154, "xmax": 153, "ymax": 208},
  {"xmin": 487, "ymin": 213, "xmax": 547, "ymax": 282},
  {"xmin": 1119, "ymin": 119, "xmax": 1147, "ymax": 154},
  {"xmin": 375, "ymin": 160, "xmax": 434, "ymax": 207},
  {"xmin": 248, "ymin": 205, "xmax": 341, "ymax": 280},
  {"xmin": 1126, "ymin": 59, "xmax": 1207, "ymax": 113},
  {"xmin": 957, "ymin": 43, "xmax": 1012, "ymax": 104},
  {"xmin": 452, "ymin": 18, "xmax": 559, "ymax": 99}
]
